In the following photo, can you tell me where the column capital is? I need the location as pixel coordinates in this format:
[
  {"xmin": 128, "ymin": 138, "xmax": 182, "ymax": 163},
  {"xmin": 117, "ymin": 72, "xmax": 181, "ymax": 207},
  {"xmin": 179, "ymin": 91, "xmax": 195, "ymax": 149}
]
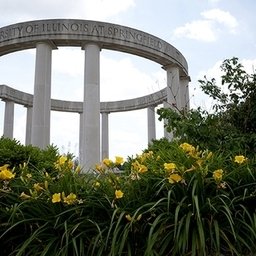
[
  {"xmin": 36, "ymin": 40, "xmax": 58, "ymax": 50},
  {"xmin": 81, "ymin": 42, "xmax": 102, "ymax": 51},
  {"xmin": 180, "ymin": 75, "xmax": 191, "ymax": 82},
  {"xmin": 161, "ymin": 63, "xmax": 179, "ymax": 71}
]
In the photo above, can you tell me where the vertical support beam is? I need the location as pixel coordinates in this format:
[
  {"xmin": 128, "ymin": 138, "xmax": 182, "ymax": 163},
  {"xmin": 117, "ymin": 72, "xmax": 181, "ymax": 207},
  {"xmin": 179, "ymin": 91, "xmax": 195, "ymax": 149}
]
[
  {"xmin": 80, "ymin": 43, "xmax": 100, "ymax": 170},
  {"xmin": 147, "ymin": 106, "xmax": 156, "ymax": 143},
  {"xmin": 163, "ymin": 65, "xmax": 180, "ymax": 140},
  {"xmin": 25, "ymin": 106, "xmax": 33, "ymax": 145},
  {"xmin": 31, "ymin": 42, "xmax": 53, "ymax": 148},
  {"xmin": 180, "ymin": 76, "xmax": 190, "ymax": 112},
  {"xmin": 3, "ymin": 101, "xmax": 14, "ymax": 139},
  {"xmin": 166, "ymin": 65, "xmax": 181, "ymax": 110},
  {"xmin": 101, "ymin": 112, "xmax": 109, "ymax": 160},
  {"xmin": 79, "ymin": 112, "xmax": 84, "ymax": 164}
]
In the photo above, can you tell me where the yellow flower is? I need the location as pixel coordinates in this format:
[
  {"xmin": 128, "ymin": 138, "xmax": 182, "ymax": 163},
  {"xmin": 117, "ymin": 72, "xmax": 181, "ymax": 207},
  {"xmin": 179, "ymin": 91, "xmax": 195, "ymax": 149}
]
[
  {"xmin": 0, "ymin": 164, "xmax": 9, "ymax": 171},
  {"xmin": 213, "ymin": 169, "xmax": 223, "ymax": 182},
  {"xmin": 164, "ymin": 163, "xmax": 176, "ymax": 171},
  {"xmin": 125, "ymin": 213, "xmax": 142, "ymax": 222},
  {"xmin": 44, "ymin": 180, "xmax": 49, "ymax": 190},
  {"xmin": 138, "ymin": 164, "xmax": 148, "ymax": 173},
  {"xmin": 125, "ymin": 214, "xmax": 132, "ymax": 221},
  {"xmin": 94, "ymin": 181, "xmax": 100, "ymax": 187},
  {"xmin": 136, "ymin": 214, "xmax": 142, "ymax": 221},
  {"xmin": 52, "ymin": 193, "xmax": 61, "ymax": 203},
  {"xmin": 234, "ymin": 155, "xmax": 247, "ymax": 164},
  {"xmin": 33, "ymin": 183, "xmax": 44, "ymax": 192},
  {"xmin": 115, "ymin": 156, "xmax": 124, "ymax": 165},
  {"xmin": 59, "ymin": 155, "xmax": 68, "ymax": 165},
  {"xmin": 180, "ymin": 143, "xmax": 195, "ymax": 153},
  {"xmin": 168, "ymin": 173, "xmax": 182, "ymax": 184},
  {"xmin": 63, "ymin": 193, "xmax": 77, "ymax": 205},
  {"xmin": 103, "ymin": 158, "xmax": 113, "ymax": 167},
  {"xmin": 132, "ymin": 161, "xmax": 148, "ymax": 173},
  {"xmin": 20, "ymin": 192, "xmax": 31, "ymax": 200},
  {"xmin": 206, "ymin": 151, "xmax": 213, "ymax": 159},
  {"xmin": 115, "ymin": 189, "xmax": 124, "ymax": 199},
  {"xmin": 0, "ymin": 165, "xmax": 15, "ymax": 180},
  {"xmin": 95, "ymin": 164, "xmax": 104, "ymax": 172},
  {"xmin": 75, "ymin": 165, "xmax": 81, "ymax": 174},
  {"xmin": 26, "ymin": 173, "xmax": 32, "ymax": 179}
]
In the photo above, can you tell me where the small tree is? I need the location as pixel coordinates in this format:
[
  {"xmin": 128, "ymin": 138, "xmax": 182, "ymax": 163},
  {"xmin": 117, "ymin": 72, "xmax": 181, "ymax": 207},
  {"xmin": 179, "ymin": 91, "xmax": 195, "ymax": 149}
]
[{"xmin": 157, "ymin": 57, "xmax": 256, "ymax": 155}]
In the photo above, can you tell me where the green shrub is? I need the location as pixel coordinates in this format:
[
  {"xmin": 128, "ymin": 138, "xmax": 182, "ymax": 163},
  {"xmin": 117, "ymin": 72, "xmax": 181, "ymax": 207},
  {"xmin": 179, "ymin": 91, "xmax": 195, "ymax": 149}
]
[
  {"xmin": 158, "ymin": 57, "xmax": 256, "ymax": 156},
  {"xmin": 0, "ymin": 141, "xmax": 255, "ymax": 255},
  {"xmin": 0, "ymin": 137, "xmax": 59, "ymax": 172}
]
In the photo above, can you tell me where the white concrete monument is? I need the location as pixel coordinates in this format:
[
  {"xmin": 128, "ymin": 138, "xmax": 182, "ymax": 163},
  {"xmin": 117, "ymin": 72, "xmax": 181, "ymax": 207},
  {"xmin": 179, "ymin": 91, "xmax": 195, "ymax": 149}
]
[{"xmin": 0, "ymin": 19, "xmax": 190, "ymax": 171}]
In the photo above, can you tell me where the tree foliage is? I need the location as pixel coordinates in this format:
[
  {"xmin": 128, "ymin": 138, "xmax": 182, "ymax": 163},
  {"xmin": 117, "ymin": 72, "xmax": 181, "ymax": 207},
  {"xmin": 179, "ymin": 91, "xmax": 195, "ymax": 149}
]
[{"xmin": 158, "ymin": 57, "xmax": 256, "ymax": 155}]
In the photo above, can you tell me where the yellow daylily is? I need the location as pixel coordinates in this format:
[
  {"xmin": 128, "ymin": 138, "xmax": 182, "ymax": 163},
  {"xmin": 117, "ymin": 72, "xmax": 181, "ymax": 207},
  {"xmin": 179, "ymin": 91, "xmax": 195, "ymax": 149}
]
[
  {"xmin": 0, "ymin": 165, "xmax": 15, "ymax": 180},
  {"xmin": 168, "ymin": 173, "xmax": 182, "ymax": 184},
  {"xmin": 115, "ymin": 156, "xmax": 124, "ymax": 165},
  {"xmin": 103, "ymin": 158, "xmax": 113, "ymax": 167},
  {"xmin": 115, "ymin": 189, "xmax": 124, "ymax": 199},
  {"xmin": 164, "ymin": 163, "xmax": 176, "ymax": 171},
  {"xmin": 59, "ymin": 156, "xmax": 68, "ymax": 165},
  {"xmin": 125, "ymin": 214, "xmax": 132, "ymax": 221},
  {"xmin": 213, "ymin": 169, "xmax": 223, "ymax": 182},
  {"xmin": 63, "ymin": 193, "xmax": 77, "ymax": 205},
  {"xmin": 20, "ymin": 192, "xmax": 31, "ymax": 200},
  {"xmin": 138, "ymin": 164, "xmax": 148, "ymax": 173},
  {"xmin": 234, "ymin": 155, "xmax": 247, "ymax": 164},
  {"xmin": 52, "ymin": 193, "xmax": 61, "ymax": 203},
  {"xmin": 33, "ymin": 183, "xmax": 44, "ymax": 192},
  {"xmin": 180, "ymin": 143, "xmax": 195, "ymax": 153}
]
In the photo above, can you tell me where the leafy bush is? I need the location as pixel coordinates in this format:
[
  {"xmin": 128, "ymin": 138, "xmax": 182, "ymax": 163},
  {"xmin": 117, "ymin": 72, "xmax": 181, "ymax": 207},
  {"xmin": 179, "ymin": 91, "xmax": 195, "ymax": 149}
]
[
  {"xmin": 158, "ymin": 57, "xmax": 256, "ymax": 155},
  {"xmin": 0, "ymin": 137, "xmax": 59, "ymax": 172},
  {"xmin": 0, "ymin": 141, "xmax": 255, "ymax": 255}
]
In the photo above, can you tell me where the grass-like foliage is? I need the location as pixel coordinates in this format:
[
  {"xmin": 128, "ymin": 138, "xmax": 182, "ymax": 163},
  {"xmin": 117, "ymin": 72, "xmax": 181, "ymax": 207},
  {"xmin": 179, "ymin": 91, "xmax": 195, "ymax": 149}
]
[{"xmin": 0, "ymin": 138, "xmax": 255, "ymax": 255}]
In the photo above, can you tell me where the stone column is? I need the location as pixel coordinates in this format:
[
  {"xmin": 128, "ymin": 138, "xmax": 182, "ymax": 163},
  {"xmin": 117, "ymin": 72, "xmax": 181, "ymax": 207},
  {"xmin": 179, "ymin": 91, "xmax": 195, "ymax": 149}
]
[
  {"xmin": 180, "ymin": 76, "xmax": 190, "ymax": 111},
  {"xmin": 101, "ymin": 112, "xmax": 109, "ymax": 160},
  {"xmin": 80, "ymin": 43, "xmax": 101, "ymax": 170},
  {"xmin": 31, "ymin": 42, "xmax": 53, "ymax": 148},
  {"xmin": 3, "ymin": 101, "xmax": 14, "ymax": 139},
  {"xmin": 163, "ymin": 65, "xmax": 180, "ymax": 140},
  {"xmin": 147, "ymin": 106, "xmax": 156, "ymax": 143},
  {"xmin": 25, "ymin": 106, "xmax": 33, "ymax": 145},
  {"xmin": 166, "ymin": 65, "xmax": 181, "ymax": 110},
  {"xmin": 79, "ymin": 112, "xmax": 84, "ymax": 163}
]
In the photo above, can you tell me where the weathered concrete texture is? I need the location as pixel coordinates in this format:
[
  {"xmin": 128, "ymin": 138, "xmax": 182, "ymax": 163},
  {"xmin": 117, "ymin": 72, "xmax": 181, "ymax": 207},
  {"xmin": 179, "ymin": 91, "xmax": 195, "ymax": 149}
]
[
  {"xmin": 0, "ymin": 19, "xmax": 188, "ymax": 77},
  {"xmin": 3, "ymin": 101, "xmax": 14, "ymax": 138},
  {"xmin": 81, "ymin": 43, "xmax": 101, "ymax": 170},
  {"xmin": 31, "ymin": 42, "xmax": 52, "ymax": 148},
  {"xmin": 0, "ymin": 85, "xmax": 168, "ymax": 113}
]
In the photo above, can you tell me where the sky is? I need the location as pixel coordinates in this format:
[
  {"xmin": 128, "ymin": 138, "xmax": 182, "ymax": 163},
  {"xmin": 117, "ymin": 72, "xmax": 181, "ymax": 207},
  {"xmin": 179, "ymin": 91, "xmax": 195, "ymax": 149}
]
[{"xmin": 0, "ymin": 0, "xmax": 255, "ymax": 161}]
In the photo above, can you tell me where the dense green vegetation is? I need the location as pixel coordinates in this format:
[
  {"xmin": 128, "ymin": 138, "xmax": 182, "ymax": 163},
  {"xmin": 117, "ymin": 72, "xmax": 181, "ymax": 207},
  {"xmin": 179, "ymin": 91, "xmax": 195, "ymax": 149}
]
[{"xmin": 0, "ymin": 58, "xmax": 255, "ymax": 255}]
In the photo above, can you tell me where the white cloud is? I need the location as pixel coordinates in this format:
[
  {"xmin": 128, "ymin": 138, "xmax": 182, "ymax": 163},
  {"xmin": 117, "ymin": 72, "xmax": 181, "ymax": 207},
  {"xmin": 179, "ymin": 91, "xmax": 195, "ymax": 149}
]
[
  {"xmin": 174, "ymin": 20, "xmax": 216, "ymax": 42},
  {"xmin": 202, "ymin": 9, "xmax": 238, "ymax": 33},
  {"xmin": 173, "ymin": 8, "xmax": 238, "ymax": 41}
]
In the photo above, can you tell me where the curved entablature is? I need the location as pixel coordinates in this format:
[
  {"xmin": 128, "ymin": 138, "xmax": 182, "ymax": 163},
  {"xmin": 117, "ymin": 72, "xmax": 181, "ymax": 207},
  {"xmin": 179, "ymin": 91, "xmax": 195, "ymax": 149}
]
[
  {"xmin": 0, "ymin": 84, "xmax": 167, "ymax": 113},
  {"xmin": 0, "ymin": 19, "xmax": 188, "ymax": 76}
]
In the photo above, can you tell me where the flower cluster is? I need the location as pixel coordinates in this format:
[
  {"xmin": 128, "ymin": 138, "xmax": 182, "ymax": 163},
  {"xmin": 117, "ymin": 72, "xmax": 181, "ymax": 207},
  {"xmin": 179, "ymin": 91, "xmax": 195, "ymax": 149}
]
[
  {"xmin": 54, "ymin": 155, "xmax": 74, "ymax": 171},
  {"xmin": 52, "ymin": 192, "xmax": 78, "ymax": 205},
  {"xmin": 96, "ymin": 156, "xmax": 124, "ymax": 173}
]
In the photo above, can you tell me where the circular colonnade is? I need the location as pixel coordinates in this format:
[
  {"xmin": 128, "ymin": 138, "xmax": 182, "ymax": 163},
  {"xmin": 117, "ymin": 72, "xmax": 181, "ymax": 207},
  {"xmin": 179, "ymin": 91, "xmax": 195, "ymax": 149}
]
[{"xmin": 0, "ymin": 19, "xmax": 190, "ymax": 170}]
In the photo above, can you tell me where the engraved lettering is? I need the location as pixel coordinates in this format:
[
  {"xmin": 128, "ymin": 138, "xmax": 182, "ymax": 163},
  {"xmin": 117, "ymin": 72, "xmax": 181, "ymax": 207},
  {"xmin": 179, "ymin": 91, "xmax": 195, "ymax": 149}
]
[
  {"xmin": 71, "ymin": 23, "xmax": 79, "ymax": 31},
  {"xmin": 25, "ymin": 25, "xmax": 33, "ymax": 33}
]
